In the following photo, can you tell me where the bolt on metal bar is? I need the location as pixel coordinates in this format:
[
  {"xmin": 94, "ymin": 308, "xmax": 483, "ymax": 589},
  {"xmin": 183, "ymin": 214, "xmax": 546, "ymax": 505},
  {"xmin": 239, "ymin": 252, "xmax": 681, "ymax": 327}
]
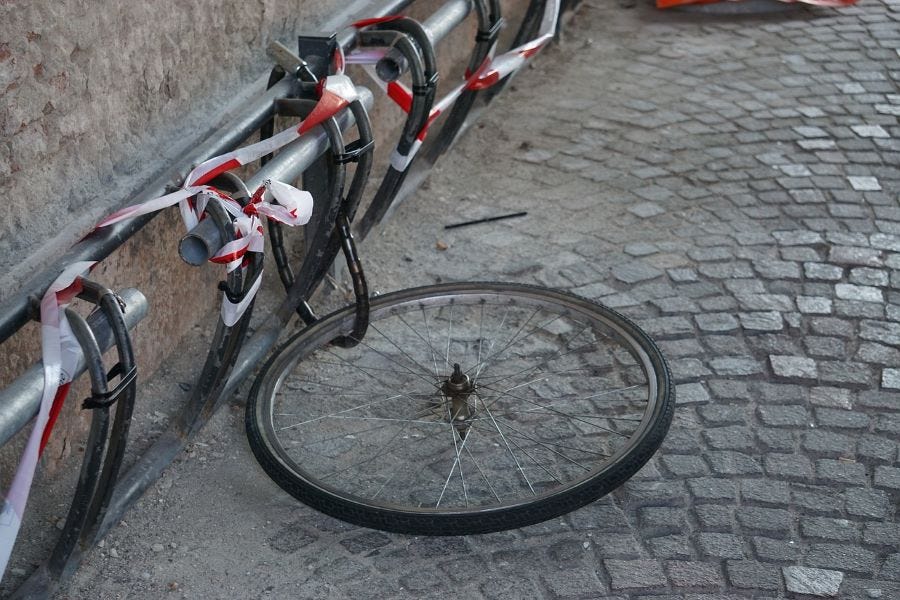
[{"xmin": 0, "ymin": 288, "xmax": 148, "ymax": 447}]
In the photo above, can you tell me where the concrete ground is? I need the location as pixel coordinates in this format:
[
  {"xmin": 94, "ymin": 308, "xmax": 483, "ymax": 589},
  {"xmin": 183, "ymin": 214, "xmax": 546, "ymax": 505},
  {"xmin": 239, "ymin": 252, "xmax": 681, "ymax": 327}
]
[{"xmin": 16, "ymin": 0, "xmax": 900, "ymax": 597}]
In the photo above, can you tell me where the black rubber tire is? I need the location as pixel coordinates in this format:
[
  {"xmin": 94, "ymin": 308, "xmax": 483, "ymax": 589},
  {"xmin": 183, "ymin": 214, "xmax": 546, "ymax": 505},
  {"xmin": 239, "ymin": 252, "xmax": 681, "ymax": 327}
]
[{"xmin": 246, "ymin": 282, "xmax": 674, "ymax": 535}]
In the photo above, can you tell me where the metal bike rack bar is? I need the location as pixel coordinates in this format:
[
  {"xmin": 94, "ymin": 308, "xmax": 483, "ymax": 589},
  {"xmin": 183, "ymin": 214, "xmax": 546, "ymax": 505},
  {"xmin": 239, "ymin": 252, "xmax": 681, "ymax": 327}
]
[
  {"xmin": 423, "ymin": 0, "xmax": 473, "ymax": 47},
  {"xmin": 372, "ymin": 0, "xmax": 472, "ymax": 82},
  {"xmin": 0, "ymin": 288, "xmax": 148, "ymax": 447},
  {"xmin": 93, "ymin": 88, "xmax": 374, "ymax": 543}
]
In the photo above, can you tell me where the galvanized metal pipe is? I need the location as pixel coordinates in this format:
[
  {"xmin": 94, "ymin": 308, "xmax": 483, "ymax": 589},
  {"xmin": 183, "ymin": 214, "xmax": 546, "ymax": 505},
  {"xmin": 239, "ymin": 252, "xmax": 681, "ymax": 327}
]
[
  {"xmin": 423, "ymin": 0, "xmax": 473, "ymax": 46},
  {"xmin": 0, "ymin": 288, "xmax": 148, "ymax": 447},
  {"xmin": 374, "ymin": 0, "xmax": 472, "ymax": 81}
]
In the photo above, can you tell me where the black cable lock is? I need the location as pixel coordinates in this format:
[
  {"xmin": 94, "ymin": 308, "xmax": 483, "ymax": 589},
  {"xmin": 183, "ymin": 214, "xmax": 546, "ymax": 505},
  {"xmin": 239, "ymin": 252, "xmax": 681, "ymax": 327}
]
[{"xmin": 73, "ymin": 280, "xmax": 138, "ymax": 411}]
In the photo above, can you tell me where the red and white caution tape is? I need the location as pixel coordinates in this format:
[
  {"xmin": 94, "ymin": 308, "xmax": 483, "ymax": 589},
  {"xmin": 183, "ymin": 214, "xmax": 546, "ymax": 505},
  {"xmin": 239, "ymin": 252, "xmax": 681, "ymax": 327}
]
[
  {"xmin": 0, "ymin": 74, "xmax": 360, "ymax": 580},
  {"xmin": 0, "ymin": 262, "xmax": 96, "ymax": 580},
  {"xmin": 349, "ymin": 0, "xmax": 559, "ymax": 171},
  {"xmin": 98, "ymin": 75, "xmax": 358, "ymax": 324}
]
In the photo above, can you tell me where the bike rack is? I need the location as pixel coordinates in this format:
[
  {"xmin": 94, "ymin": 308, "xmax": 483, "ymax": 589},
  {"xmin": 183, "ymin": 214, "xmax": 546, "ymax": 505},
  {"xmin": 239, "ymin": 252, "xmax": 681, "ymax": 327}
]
[{"xmin": 0, "ymin": 0, "xmax": 561, "ymax": 594}]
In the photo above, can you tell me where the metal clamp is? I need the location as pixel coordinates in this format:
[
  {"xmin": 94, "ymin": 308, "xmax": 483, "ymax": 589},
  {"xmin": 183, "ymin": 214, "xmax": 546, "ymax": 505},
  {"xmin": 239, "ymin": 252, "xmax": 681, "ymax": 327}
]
[
  {"xmin": 82, "ymin": 364, "xmax": 138, "ymax": 410},
  {"xmin": 476, "ymin": 18, "xmax": 504, "ymax": 43},
  {"xmin": 335, "ymin": 139, "xmax": 375, "ymax": 164}
]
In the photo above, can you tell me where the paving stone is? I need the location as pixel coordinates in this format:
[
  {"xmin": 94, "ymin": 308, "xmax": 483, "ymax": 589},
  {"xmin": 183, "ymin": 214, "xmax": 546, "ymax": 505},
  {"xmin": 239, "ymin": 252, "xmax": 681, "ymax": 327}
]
[
  {"xmin": 797, "ymin": 295, "xmax": 833, "ymax": 314},
  {"xmin": 764, "ymin": 454, "xmax": 813, "ymax": 480},
  {"xmin": 688, "ymin": 477, "xmax": 737, "ymax": 502},
  {"xmin": 643, "ymin": 316, "xmax": 694, "ymax": 338},
  {"xmin": 675, "ymin": 382, "xmax": 710, "ymax": 405},
  {"xmin": 770, "ymin": 355, "xmax": 817, "ymax": 379},
  {"xmin": 805, "ymin": 336, "xmax": 848, "ymax": 359},
  {"xmin": 604, "ymin": 559, "xmax": 667, "ymax": 591},
  {"xmin": 666, "ymin": 561, "xmax": 724, "ymax": 589},
  {"xmin": 726, "ymin": 560, "xmax": 782, "ymax": 590},
  {"xmin": 858, "ymin": 390, "xmax": 900, "ymax": 409},
  {"xmin": 735, "ymin": 293, "xmax": 794, "ymax": 311},
  {"xmin": 805, "ymin": 262, "xmax": 845, "ymax": 281},
  {"xmin": 741, "ymin": 479, "xmax": 791, "ymax": 506},
  {"xmin": 612, "ymin": 261, "xmax": 664, "ymax": 284},
  {"xmin": 806, "ymin": 543, "xmax": 877, "ymax": 574},
  {"xmin": 646, "ymin": 535, "xmax": 692, "ymax": 560},
  {"xmin": 694, "ymin": 312, "xmax": 739, "ymax": 332},
  {"xmin": 849, "ymin": 267, "xmax": 889, "ymax": 287},
  {"xmin": 661, "ymin": 454, "xmax": 707, "ymax": 477},
  {"xmin": 814, "ymin": 407, "xmax": 869, "ymax": 430},
  {"xmin": 818, "ymin": 361, "xmax": 873, "ymax": 386},
  {"xmin": 810, "ymin": 317, "xmax": 855, "ymax": 338},
  {"xmin": 709, "ymin": 357, "xmax": 765, "ymax": 376},
  {"xmin": 735, "ymin": 507, "xmax": 793, "ymax": 533},
  {"xmin": 703, "ymin": 426, "xmax": 755, "ymax": 452},
  {"xmin": 881, "ymin": 554, "xmax": 900, "ymax": 581},
  {"xmin": 863, "ymin": 523, "xmax": 900, "ymax": 547},
  {"xmin": 639, "ymin": 507, "xmax": 687, "ymax": 532},
  {"xmin": 815, "ymin": 459, "xmax": 867, "ymax": 486},
  {"xmin": 829, "ymin": 246, "xmax": 882, "ymax": 267},
  {"xmin": 739, "ymin": 311, "xmax": 783, "ymax": 331},
  {"xmin": 568, "ymin": 504, "xmax": 630, "ymax": 531},
  {"xmin": 698, "ymin": 404, "xmax": 748, "ymax": 425},
  {"xmin": 845, "ymin": 488, "xmax": 890, "ymax": 519},
  {"xmin": 707, "ymin": 452, "xmax": 763, "ymax": 476},
  {"xmin": 695, "ymin": 505, "xmax": 733, "ymax": 530},
  {"xmin": 857, "ymin": 343, "xmax": 900, "ymax": 367},
  {"xmin": 802, "ymin": 517, "xmax": 859, "ymax": 542},
  {"xmin": 540, "ymin": 569, "xmax": 607, "ymax": 598},
  {"xmin": 697, "ymin": 533, "xmax": 745, "ymax": 559},
  {"xmin": 882, "ymin": 368, "xmax": 900, "ymax": 390},
  {"xmin": 873, "ymin": 466, "xmax": 900, "ymax": 491},
  {"xmin": 758, "ymin": 405, "xmax": 810, "ymax": 427},
  {"xmin": 836, "ymin": 283, "xmax": 884, "ymax": 303},
  {"xmin": 754, "ymin": 259, "xmax": 801, "ymax": 280},
  {"xmin": 783, "ymin": 566, "xmax": 844, "ymax": 597},
  {"xmin": 756, "ymin": 428, "xmax": 796, "ymax": 453},
  {"xmin": 753, "ymin": 536, "xmax": 801, "ymax": 562},
  {"xmin": 857, "ymin": 434, "xmax": 898, "ymax": 463},
  {"xmin": 851, "ymin": 125, "xmax": 890, "ymax": 138},
  {"xmin": 594, "ymin": 534, "xmax": 643, "ymax": 558},
  {"xmin": 847, "ymin": 176, "xmax": 882, "ymax": 191}
]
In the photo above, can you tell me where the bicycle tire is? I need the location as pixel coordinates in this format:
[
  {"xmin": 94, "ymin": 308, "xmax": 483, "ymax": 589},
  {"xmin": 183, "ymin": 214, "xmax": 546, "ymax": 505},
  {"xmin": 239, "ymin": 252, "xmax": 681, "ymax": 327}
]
[{"xmin": 245, "ymin": 282, "xmax": 674, "ymax": 535}]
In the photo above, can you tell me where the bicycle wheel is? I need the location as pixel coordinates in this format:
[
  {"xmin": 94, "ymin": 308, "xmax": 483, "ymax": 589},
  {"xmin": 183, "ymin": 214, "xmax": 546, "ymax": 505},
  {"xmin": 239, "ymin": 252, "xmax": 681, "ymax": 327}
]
[{"xmin": 246, "ymin": 282, "xmax": 674, "ymax": 535}]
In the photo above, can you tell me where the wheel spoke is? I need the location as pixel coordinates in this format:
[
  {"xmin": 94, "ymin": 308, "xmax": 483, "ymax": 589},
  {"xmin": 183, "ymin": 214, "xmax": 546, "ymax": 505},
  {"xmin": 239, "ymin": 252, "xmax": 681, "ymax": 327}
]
[
  {"xmin": 479, "ymin": 397, "xmax": 536, "ymax": 495},
  {"xmin": 475, "ymin": 383, "xmax": 635, "ymax": 438}
]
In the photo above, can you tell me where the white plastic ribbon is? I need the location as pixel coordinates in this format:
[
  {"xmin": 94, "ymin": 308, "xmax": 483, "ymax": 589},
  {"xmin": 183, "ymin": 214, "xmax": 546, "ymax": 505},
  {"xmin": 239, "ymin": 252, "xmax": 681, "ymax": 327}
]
[
  {"xmin": 96, "ymin": 75, "xmax": 352, "ymax": 323},
  {"xmin": 0, "ymin": 261, "xmax": 95, "ymax": 580}
]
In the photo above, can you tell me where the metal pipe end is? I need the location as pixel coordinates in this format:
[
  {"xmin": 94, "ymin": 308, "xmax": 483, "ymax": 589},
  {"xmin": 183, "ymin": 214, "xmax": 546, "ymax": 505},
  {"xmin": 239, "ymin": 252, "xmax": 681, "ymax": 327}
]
[
  {"xmin": 179, "ymin": 217, "xmax": 224, "ymax": 266},
  {"xmin": 375, "ymin": 48, "xmax": 408, "ymax": 82}
]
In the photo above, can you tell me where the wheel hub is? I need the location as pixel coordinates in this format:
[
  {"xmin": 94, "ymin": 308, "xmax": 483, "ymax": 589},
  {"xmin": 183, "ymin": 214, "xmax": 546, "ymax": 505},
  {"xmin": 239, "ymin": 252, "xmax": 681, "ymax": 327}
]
[{"xmin": 438, "ymin": 363, "xmax": 476, "ymax": 436}]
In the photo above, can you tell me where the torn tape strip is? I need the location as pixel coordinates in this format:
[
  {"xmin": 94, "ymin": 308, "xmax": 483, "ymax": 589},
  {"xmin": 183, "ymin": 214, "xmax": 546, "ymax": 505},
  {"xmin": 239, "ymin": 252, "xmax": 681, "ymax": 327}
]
[{"xmin": 0, "ymin": 261, "xmax": 96, "ymax": 580}]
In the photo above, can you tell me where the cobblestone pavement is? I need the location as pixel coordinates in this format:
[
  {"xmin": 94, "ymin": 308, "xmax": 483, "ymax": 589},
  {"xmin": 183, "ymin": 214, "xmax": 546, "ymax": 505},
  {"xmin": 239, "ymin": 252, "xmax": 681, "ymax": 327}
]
[{"xmin": 58, "ymin": 0, "xmax": 900, "ymax": 598}]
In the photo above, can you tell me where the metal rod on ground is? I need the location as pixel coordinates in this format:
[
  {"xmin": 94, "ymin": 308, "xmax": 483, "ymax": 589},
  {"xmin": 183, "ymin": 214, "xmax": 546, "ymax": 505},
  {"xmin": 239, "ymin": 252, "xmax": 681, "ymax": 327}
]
[{"xmin": 444, "ymin": 211, "xmax": 528, "ymax": 229}]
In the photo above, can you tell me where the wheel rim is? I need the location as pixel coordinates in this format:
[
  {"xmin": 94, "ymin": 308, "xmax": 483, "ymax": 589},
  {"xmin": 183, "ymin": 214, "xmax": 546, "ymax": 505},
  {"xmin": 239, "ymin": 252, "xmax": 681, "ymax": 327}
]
[{"xmin": 259, "ymin": 286, "xmax": 664, "ymax": 516}]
